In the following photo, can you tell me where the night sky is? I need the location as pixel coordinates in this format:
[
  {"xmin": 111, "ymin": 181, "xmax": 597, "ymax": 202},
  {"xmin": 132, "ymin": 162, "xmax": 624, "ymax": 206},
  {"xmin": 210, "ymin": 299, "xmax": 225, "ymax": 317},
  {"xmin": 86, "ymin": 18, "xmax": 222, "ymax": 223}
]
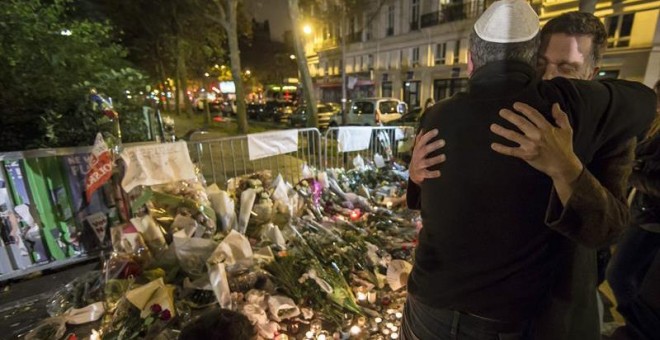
[{"xmin": 245, "ymin": 0, "xmax": 292, "ymax": 42}]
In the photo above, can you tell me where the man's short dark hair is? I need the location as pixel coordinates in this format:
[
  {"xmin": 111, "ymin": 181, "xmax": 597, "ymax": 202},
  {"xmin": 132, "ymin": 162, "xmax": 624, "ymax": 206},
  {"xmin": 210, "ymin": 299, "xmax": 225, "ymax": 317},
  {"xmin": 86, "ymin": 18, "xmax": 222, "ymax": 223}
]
[
  {"xmin": 179, "ymin": 308, "xmax": 256, "ymax": 340},
  {"xmin": 540, "ymin": 12, "xmax": 608, "ymax": 66},
  {"xmin": 469, "ymin": 29, "xmax": 540, "ymax": 71}
]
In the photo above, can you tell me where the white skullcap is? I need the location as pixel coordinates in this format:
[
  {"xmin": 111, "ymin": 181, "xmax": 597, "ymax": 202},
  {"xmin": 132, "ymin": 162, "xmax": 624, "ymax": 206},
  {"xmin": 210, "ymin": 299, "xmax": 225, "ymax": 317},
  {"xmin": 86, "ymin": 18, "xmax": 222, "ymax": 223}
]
[{"xmin": 474, "ymin": 0, "xmax": 539, "ymax": 43}]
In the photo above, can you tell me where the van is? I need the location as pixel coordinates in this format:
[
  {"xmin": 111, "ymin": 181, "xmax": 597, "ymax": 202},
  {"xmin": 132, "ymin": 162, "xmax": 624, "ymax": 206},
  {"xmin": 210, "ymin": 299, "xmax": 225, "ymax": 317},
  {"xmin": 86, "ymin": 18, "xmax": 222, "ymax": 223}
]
[{"xmin": 328, "ymin": 98, "xmax": 407, "ymax": 126}]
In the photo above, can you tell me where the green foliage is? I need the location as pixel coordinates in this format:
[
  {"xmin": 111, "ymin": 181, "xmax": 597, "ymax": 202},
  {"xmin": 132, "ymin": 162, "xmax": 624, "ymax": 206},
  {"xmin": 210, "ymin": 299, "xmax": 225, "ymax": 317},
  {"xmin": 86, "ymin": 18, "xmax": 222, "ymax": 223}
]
[{"xmin": 0, "ymin": 0, "xmax": 150, "ymax": 151}]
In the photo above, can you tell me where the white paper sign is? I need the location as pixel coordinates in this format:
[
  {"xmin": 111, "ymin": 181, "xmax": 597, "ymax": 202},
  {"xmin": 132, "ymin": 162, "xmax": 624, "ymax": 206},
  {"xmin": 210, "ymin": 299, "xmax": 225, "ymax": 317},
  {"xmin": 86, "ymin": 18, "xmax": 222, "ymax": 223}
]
[
  {"xmin": 86, "ymin": 212, "xmax": 108, "ymax": 243},
  {"xmin": 337, "ymin": 126, "xmax": 373, "ymax": 152},
  {"xmin": 120, "ymin": 142, "xmax": 196, "ymax": 192},
  {"xmin": 247, "ymin": 130, "xmax": 298, "ymax": 161}
]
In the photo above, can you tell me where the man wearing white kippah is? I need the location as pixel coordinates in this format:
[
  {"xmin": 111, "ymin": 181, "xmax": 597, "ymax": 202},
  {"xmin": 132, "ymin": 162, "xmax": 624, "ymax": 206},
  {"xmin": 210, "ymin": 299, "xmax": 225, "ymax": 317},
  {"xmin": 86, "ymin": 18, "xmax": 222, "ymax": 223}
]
[{"xmin": 400, "ymin": 1, "xmax": 656, "ymax": 339}]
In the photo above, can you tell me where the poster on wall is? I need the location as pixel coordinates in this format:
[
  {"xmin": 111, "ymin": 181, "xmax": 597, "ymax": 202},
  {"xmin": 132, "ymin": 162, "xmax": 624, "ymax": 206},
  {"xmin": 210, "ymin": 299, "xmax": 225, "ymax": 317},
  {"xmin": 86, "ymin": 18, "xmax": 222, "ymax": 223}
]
[
  {"xmin": 61, "ymin": 154, "xmax": 111, "ymax": 250},
  {"xmin": 3, "ymin": 161, "xmax": 49, "ymax": 264}
]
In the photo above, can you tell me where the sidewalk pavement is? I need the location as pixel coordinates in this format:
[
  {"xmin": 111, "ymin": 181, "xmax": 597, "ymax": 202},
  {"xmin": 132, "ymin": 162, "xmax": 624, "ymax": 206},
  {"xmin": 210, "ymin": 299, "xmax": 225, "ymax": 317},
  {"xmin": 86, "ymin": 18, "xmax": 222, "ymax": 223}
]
[{"xmin": 0, "ymin": 259, "xmax": 101, "ymax": 338}]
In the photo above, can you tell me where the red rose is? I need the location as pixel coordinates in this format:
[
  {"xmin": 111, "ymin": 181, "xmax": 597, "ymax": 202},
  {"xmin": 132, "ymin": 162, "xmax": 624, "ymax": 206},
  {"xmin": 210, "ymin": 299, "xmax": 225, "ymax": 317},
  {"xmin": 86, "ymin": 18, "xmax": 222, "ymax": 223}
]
[
  {"xmin": 150, "ymin": 304, "xmax": 162, "ymax": 314},
  {"xmin": 160, "ymin": 309, "xmax": 172, "ymax": 321}
]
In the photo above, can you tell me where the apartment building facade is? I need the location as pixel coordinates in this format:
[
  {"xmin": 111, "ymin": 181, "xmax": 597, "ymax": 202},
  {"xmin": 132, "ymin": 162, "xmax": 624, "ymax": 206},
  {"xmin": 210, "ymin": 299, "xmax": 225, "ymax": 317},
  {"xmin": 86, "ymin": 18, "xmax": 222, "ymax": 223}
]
[{"xmin": 304, "ymin": 0, "xmax": 660, "ymax": 109}]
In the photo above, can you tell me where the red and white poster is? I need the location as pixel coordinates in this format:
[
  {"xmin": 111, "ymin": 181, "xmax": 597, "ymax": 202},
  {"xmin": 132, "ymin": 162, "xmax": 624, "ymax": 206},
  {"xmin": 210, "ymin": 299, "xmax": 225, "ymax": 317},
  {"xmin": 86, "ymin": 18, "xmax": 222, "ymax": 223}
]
[{"xmin": 85, "ymin": 133, "xmax": 113, "ymax": 201}]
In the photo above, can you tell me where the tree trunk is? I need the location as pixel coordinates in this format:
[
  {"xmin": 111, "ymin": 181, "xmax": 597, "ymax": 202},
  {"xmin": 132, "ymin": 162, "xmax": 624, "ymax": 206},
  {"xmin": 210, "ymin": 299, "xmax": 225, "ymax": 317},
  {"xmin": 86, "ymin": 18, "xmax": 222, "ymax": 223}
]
[
  {"xmin": 180, "ymin": 57, "xmax": 193, "ymax": 118},
  {"xmin": 288, "ymin": 0, "xmax": 318, "ymax": 128},
  {"xmin": 174, "ymin": 38, "xmax": 182, "ymax": 116},
  {"xmin": 227, "ymin": 0, "xmax": 248, "ymax": 133},
  {"xmin": 579, "ymin": 0, "xmax": 597, "ymax": 13}
]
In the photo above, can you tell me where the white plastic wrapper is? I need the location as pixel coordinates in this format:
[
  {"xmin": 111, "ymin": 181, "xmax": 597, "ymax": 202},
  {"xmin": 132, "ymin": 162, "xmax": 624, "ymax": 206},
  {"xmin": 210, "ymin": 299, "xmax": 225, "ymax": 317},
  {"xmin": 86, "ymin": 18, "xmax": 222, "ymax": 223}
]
[
  {"xmin": 387, "ymin": 259, "xmax": 413, "ymax": 291},
  {"xmin": 262, "ymin": 223, "xmax": 286, "ymax": 249},
  {"xmin": 207, "ymin": 184, "xmax": 237, "ymax": 232},
  {"xmin": 267, "ymin": 295, "xmax": 301, "ymax": 322},
  {"xmin": 171, "ymin": 214, "xmax": 198, "ymax": 238},
  {"xmin": 173, "ymin": 231, "xmax": 218, "ymax": 277},
  {"xmin": 245, "ymin": 290, "xmax": 268, "ymax": 309},
  {"xmin": 353, "ymin": 154, "xmax": 365, "ymax": 169},
  {"xmin": 207, "ymin": 230, "xmax": 254, "ymax": 268},
  {"xmin": 242, "ymin": 303, "xmax": 268, "ymax": 325},
  {"xmin": 237, "ymin": 189, "xmax": 257, "ymax": 234},
  {"xmin": 131, "ymin": 215, "xmax": 167, "ymax": 253},
  {"xmin": 301, "ymin": 164, "xmax": 313, "ymax": 179},
  {"xmin": 317, "ymin": 171, "xmax": 329, "ymax": 189},
  {"xmin": 374, "ymin": 153, "xmax": 386, "ymax": 168},
  {"xmin": 207, "ymin": 262, "xmax": 231, "ymax": 308},
  {"xmin": 65, "ymin": 302, "xmax": 105, "ymax": 325}
]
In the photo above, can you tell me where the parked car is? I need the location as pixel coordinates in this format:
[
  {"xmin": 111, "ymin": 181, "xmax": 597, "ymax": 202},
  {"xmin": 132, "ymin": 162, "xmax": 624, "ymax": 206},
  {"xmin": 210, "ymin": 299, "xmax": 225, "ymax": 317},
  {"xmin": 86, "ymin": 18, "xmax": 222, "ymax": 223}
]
[
  {"xmin": 247, "ymin": 103, "xmax": 267, "ymax": 120},
  {"xmin": 289, "ymin": 103, "xmax": 339, "ymax": 129},
  {"xmin": 268, "ymin": 101, "xmax": 295, "ymax": 124},
  {"xmin": 389, "ymin": 106, "xmax": 422, "ymax": 126},
  {"xmin": 328, "ymin": 98, "xmax": 406, "ymax": 126},
  {"xmin": 193, "ymin": 93, "xmax": 221, "ymax": 112}
]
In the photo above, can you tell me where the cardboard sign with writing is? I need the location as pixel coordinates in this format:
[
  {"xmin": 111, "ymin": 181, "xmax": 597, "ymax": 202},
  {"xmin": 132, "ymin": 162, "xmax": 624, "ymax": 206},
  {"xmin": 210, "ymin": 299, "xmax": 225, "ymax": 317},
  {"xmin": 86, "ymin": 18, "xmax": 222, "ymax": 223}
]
[{"xmin": 85, "ymin": 134, "xmax": 113, "ymax": 201}]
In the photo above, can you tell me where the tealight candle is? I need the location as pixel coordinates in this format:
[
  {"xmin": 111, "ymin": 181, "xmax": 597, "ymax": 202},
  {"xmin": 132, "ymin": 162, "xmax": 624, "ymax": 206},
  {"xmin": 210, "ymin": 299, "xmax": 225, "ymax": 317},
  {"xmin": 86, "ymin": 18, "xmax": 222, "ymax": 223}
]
[
  {"xmin": 395, "ymin": 312, "xmax": 403, "ymax": 319},
  {"xmin": 382, "ymin": 328, "xmax": 391, "ymax": 336},
  {"xmin": 391, "ymin": 333, "xmax": 399, "ymax": 339},
  {"xmin": 350, "ymin": 325, "xmax": 361, "ymax": 335},
  {"xmin": 306, "ymin": 331, "xmax": 315, "ymax": 339},
  {"xmin": 367, "ymin": 291, "xmax": 378, "ymax": 304},
  {"xmin": 375, "ymin": 317, "xmax": 383, "ymax": 324},
  {"xmin": 356, "ymin": 291, "xmax": 367, "ymax": 301}
]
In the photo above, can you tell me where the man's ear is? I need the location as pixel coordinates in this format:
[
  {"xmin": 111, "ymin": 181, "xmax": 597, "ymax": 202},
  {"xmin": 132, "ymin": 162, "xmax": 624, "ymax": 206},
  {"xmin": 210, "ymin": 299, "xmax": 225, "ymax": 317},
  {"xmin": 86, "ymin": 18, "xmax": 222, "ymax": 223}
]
[
  {"xmin": 587, "ymin": 66, "xmax": 600, "ymax": 80},
  {"xmin": 467, "ymin": 52, "xmax": 474, "ymax": 76}
]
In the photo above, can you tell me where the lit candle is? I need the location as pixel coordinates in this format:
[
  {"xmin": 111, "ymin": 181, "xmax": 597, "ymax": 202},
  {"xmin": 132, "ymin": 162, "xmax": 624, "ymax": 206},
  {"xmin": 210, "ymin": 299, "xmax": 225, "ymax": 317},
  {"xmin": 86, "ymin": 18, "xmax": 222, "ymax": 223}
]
[
  {"xmin": 395, "ymin": 312, "xmax": 403, "ymax": 319},
  {"xmin": 367, "ymin": 291, "xmax": 378, "ymax": 304},
  {"xmin": 382, "ymin": 328, "xmax": 391, "ymax": 336},
  {"xmin": 349, "ymin": 209, "xmax": 361, "ymax": 221},
  {"xmin": 390, "ymin": 326, "xmax": 399, "ymax": 332},
  {"xmin": 350, "ymin": 325, "xmax": 361, "ymax": 336},
  {"xmin": 385, "ymin": 322, "xmax": 394, "ymax": 329},
  {"xmin": 391, "ymin": 333, "xmax": 399, "ymax": 339},
  {"xmin": 306, "ymin": 331, "xmax": 315, "ymax": 339},
  {"xmin": 356, "ymin": 291, "xmax": 367, "ymax": 301},
  {"xmin": 317, "ymin": 334, "xmax": 326, "ymax": 340},
  {"xmin": 375, "ymin": 317, "xmax": 383, "ymax": 324},
  {"xmin": 357, "ymin": 316, "xmax": 367, "ymax": 326}
]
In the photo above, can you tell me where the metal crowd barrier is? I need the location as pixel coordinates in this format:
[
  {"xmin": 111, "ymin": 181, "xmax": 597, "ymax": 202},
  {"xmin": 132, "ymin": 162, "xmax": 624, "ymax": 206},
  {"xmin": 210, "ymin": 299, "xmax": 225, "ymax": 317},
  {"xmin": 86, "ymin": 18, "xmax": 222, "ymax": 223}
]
[
  {"xmin": 323, "ymin": 126, "xmax": 415, "ymax": 170},
  {"xmin": 187, "ymin": 128, "xmax": 323, "ymax": 189}
]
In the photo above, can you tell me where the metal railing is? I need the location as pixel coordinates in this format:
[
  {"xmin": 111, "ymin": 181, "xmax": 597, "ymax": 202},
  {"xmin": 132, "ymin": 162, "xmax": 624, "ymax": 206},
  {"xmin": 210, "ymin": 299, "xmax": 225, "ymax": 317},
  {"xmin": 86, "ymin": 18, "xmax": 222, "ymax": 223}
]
[
  {"xmin": 187, "ymin": 128, "xmax": 323, "ymax": 188},
  {"xmin": 323, "ymin": 126, "xmax": 415, "ymax": 170},
  {"xmin": 420, "ymin": 0, "xmax": 486, "ymax": 28}
]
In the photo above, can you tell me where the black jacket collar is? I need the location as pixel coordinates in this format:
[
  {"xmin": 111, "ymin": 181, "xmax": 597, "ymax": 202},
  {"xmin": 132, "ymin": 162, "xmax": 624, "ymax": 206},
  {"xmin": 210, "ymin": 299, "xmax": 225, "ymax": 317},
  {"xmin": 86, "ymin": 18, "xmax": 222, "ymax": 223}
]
[{"xmin": 468, "ymin": 61, "xmax": 539, "ymax": 100}]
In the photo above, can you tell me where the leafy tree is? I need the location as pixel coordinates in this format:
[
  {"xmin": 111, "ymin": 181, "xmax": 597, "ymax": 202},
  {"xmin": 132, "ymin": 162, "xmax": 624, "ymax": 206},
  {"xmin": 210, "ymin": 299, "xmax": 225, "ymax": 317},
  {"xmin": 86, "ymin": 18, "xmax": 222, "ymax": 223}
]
[{"xmin": 0, "ymin": 0, "xmax": 149, "ymax": 151}]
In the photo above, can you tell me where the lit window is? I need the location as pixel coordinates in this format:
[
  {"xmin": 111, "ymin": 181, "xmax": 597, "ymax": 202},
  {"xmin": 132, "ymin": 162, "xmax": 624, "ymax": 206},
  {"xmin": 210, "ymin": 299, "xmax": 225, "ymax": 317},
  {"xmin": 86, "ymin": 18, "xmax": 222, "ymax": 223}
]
[
  {"xmin": 435, "ymin": 42, "xmax": 447, "ymax": 65},
  {"xmin": 606, "ymin": 13, "xmax": 634, "ymax": 48},
  {"xmin": 412, "ymin": 47, "xmax": 420, "ymax": 67},
  {"xmin": 453, "ymin": 40, "xmax": 461, "ymax": 64}
]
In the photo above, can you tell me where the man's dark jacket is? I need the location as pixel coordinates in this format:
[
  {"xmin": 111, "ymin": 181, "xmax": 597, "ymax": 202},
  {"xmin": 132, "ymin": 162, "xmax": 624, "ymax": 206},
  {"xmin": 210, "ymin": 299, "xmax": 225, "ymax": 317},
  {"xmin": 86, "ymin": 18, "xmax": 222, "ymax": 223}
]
[{"xmin": 406, "ymin": 60, "xmax": 656, "ymax": 335}]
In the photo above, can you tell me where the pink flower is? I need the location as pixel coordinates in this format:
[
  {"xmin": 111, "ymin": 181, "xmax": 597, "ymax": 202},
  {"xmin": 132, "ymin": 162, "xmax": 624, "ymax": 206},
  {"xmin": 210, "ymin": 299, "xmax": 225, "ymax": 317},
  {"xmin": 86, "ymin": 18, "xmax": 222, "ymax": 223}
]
[
  {"xmin": 150, "ymin": 304, "xmax": 162, "ymax": 314},
  {"xmin": 160, "ymin": 309, "xmax": 172, "ymax": 321}
]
